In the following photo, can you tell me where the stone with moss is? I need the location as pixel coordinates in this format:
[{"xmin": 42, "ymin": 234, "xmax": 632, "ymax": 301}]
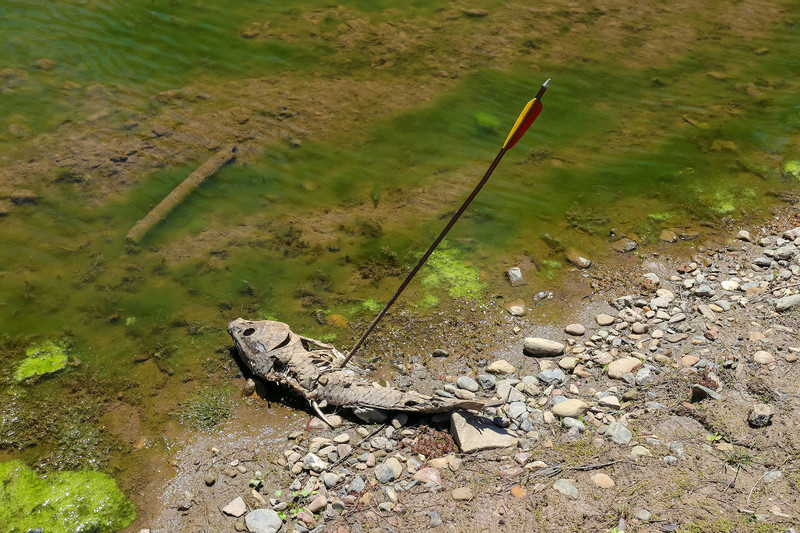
[
  {"xmin": 0, "ymin": 460, "xmax": 135, "ymax": 532},
  {"xmin": 14, "ymin": 340, "xmax": 69, "ymax": 382}
]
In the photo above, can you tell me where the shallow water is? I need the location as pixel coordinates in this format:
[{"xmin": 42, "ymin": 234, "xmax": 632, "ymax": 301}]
[{"xmin": 1, "ymin": 0, "xmax": 800, "ymax": 528}]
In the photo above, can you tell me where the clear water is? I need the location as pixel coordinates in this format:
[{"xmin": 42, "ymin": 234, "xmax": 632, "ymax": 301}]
[{"xmin": 1, "ymin": 0, "xmax": 800, "ymax": 524}]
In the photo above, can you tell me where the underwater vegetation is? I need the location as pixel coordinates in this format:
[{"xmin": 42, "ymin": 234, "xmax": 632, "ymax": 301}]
[
  {"xmin": 421, "ymin": 243, "xmax": 486, "ymax": 299},
  {"xmin": 177, "ymin": 384, "xmax": 237, "ymax": 431},
  {"xmin": 13, "ymin": 340, "xmax": 69, "ymax": 382},
  {"xmin": 0, "ymin": 460, "xmax": 136, "ymax": 533}
]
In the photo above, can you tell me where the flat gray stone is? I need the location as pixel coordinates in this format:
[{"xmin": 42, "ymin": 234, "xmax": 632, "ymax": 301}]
[
  {"xmin": 508, "ymin": 401, "xmax": 528, "ymax": 419},
  {"xmin": 538, "ymin": 368, "xmax": 566, "ymax": 384},
  {"xmin": 690, "ymin": 384, "xmax": 724, "ymax": 402},
  {"xmin": 245, "ymin": 509, "xmax": 282, "ymax": 533},
  {"xmin": 606, "ymin": 422, "xmax": 632, "ymax": 445},
  {"xmin": 776, "ymin": 294, "xmax": 800, "ymax": 312},
  {"xmin": 450, "ymin": 411, "xmax": 518, "ymax": 453},
  {"xmin": 552, "ymin": 478, "xmax": 579, "ymax": 498}
]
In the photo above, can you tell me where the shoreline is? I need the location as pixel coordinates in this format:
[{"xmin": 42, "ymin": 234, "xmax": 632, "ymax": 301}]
[{"xmin": 134, "ymin": 202, "xmax": 800, "ymax": 532}]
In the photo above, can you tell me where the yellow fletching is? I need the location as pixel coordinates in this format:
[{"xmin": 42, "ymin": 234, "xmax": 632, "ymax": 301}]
[{"xmin": 503, "ymin": 98, "xmax": 536, "ymax": 149}]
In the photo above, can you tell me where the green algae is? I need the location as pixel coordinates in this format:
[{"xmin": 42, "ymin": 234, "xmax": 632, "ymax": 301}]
[
  {"xmin": 0, "ymin": 460, "xmax": 135, "ymax": 533},
  {"xmin": 421, "ymin": 244, "xmax": 486, "ymax": 298},
  {"xmin": 785, "ymin": 160, "xmax": 800, "ymax": 180},
  {"xmin": 14, "ymin": 341, "xmax": 69, "ymax": 382}
]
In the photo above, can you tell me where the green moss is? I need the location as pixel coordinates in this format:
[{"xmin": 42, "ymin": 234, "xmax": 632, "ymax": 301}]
[
  {"xmin": 0, "ymin": 460, "xmax": 135, "ymax": 533},
  {"xmin": 648, "ymin": 212, "xmax": 673, "ymax": 222},
  {"xmin": 784, "ymin": 160, "xmax": 800, "ymax": 179},
  {"xmin": 421, "ymin": 244, "xmax": 486, "ymax": 298},
  {"xmin": 712, "ymin": 190, "xmax": 736, "ymax": 216},
  {"xmin": 362, "ymin": 298, "xmax": 382, "ymax": 312},
  {"xmin": 14, "ymin": 341, "xmax": 69, "ymax": 382}
]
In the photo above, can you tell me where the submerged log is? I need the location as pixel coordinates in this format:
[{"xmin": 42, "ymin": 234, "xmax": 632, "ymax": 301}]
[
  {"xmin": 227, "ymin": 318, "xmax": 485, "ymax": 414},
  {"xmin": 126, "ymin": 144, "xmax": 238, "ymax": 243}
]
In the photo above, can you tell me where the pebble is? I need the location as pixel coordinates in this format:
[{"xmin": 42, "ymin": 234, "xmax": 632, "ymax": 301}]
[
  {"xmin": 763, "ymin": 470, "xmax": 783, "ymax": 483},
  {"xmin": 451, "ymin": 487, "xmax": 473, "ymax": 500},
  {"xmin": 606, "ymin": 422, "xmax": 632, "ymax": 445},
  {"xmin": 595, "ymin": 314, "xmax": 616, "ymax": 326},
  {"xmin": 634, "ymin": 509, "xmax": 652, "ymax": 521},
  {"xmin": 590, "ymin": 473, "xmax": 615, "ymax": 489},
  {"xmin": 552, "ymin": 398, "xmax": 588, "ymax": 417},
  {"xmin": 558, "ymin": 357, "xmax": 578, "ymax": 371},
  {"xmin": 538, "ymin": 368, "xmax": 566, "ymax": 384},
  {"xmin": 748, "ymin": 404, "xmax": 774, "ymax": 428},
  {"xmin": 523, "ymin": 337, "xmax": 566, "ymax": 356},
  {"xmin": 563, "ymin": 417, "xmax": 586, "ymax": 432},
  {"xmin": 204, "ymin": 475, "xmax": 216, "ymax": 487},
  {"xmin": 222, "ymin": 497, "xmax": 248, "ymax": 517},
  {"xmin": 776, "ymin": 294, "xmax": 800, "ymax": 312},
  {"xmin": 753, "ymin": 351, "xmax": 776, "ymax": 364},
  {"xmin": 607, "ymin": 356, "xmax": 643, "ymax": 379},
  {"xmin": 598, "ymin": 396, "xmax": 620, "ymax": 409},
  {"xmin": 506, "ymin": 267, "xmax": 524, "ymax": 285},
  {"xmin": 486, "ymin": 360, "xmax": 515, "ymax": 374},
  {"xmin": 552, "ymin": 478, "xmax": 579, "ymax": 498},
  {"xmin": 565, "ymin": 323, "xmax": 586, "ymax": 336},
  {"xmin": 659, "ymin": 229, "xmax": 677, "ymax": 243},
  {"xmin": 429, "ymin": 511, "xmax": 443, "ymax": 527},
  {"xmin": 476, "ymin": 374, "xmax": 496, "ymax": 390},
  {"xmin": 456, "ymin": 376, "xmax": 480, "ymax": 392}
]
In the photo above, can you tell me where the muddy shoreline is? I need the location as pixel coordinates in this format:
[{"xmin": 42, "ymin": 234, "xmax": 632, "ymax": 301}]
[{"xmin": 130, "ymin": 200, "xmax": 800, "ymax": 532}]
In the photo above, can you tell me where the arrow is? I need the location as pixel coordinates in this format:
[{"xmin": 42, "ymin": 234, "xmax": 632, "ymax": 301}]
[{"xmin": 340, "ymin": 78, "xmax": 551, "ymax": 367}]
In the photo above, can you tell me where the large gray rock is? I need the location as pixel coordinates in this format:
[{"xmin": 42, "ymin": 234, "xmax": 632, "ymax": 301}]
[
  {"xmin": 450, "ymin": 411, "xmax": 518, "ymax": 453},
  {"xmin": 523, "ymin": 337, "xmax": 565, "ymax": 356},
  {"xmin": 245, "ymin": 509, "xmax": 282, "ymax": 533},
  {"xmin": 776, "ymin": 294, "xmax": 800, "ymax": 312}
]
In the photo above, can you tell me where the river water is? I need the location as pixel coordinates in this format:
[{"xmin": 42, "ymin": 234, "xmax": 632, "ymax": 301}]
[{"xmin": 1, "ymin": 0, "xmax": 799, "ymax": 529}]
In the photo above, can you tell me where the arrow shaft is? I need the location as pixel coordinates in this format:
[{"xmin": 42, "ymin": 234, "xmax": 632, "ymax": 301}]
[{"xmin": 341, "ymin": 147, "xmax": 507, "ymax": 365}]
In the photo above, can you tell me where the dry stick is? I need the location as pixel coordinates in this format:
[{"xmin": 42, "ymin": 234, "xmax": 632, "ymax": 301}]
[{"xmin": 126, "ymin": 144, "xmax": 238, "ymax": 243}]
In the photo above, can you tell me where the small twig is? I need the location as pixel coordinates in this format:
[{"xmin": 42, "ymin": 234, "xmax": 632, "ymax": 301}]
[{"xmin": 746, "ymin": 471, "xmax": 769, "ymax": 506}]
